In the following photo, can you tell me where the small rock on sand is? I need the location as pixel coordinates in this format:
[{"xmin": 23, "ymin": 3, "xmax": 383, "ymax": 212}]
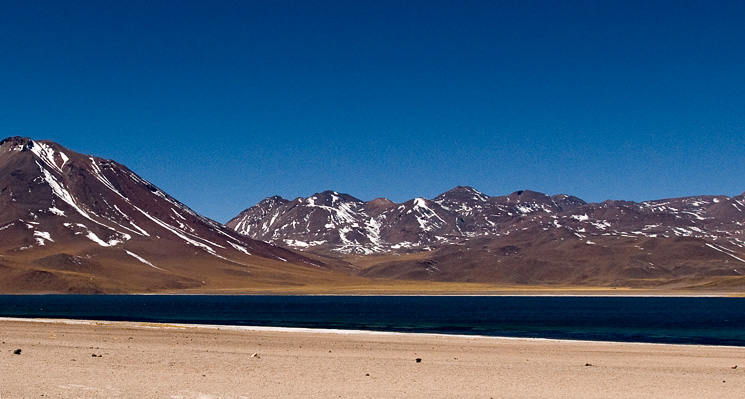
[
  {"xmin": 415, "ymin": 358, "xmax": 422, "ymax": 363},
  {"xmin": 13, "ymin": 348, "xmax": 22, "ymax": 355}
]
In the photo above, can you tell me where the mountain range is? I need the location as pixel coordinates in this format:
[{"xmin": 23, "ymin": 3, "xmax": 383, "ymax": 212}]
[
  {"xmin": 2, "ymin": 136, "xmax": 744, "ymax": 293},
  {"xmin": 228, "ymin": 187, "xmax": 745, "ymax": 288}
]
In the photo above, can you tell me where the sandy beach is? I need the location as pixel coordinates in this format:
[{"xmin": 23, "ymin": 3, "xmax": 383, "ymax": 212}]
[{"xmin": 0, "ymin": 318, "xmax": 743, "ymax": 398}]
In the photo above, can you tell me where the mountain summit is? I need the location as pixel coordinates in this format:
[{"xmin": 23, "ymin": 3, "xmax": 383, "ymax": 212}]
[
  {"xmin": 228, "ymin": 187, "xmax": 745, "ymax": 288},
  {"xmin": 0, "ymin": 137, "xmax": 320, "ymax": 293},
  {"xmin": 4, "ymin": 137, "xmax": 745, "ymax": 291},
  {"xmin": 227, "ymin": 187, "xmax": 594, "ymax": 254}
]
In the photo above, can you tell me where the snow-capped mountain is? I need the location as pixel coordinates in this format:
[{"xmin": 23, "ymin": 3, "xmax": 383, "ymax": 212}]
[
  {"xmin": 228, "ymin": 187, "xmax": 592, "ymax": 254},
  {"xmin": 4, "ymin": 136, "xmax": 742, "ymax": 291},
  {"xmin": 228, "ymin": 191, "xmax": 384, "ymax": 254},
  {"xmin": 228, "ymin": 186, "xmax": 745, "ymax": 287},
  {"xmin": 230, "ymin": 187, "xmax": 745, "ymax": 256},
  {"xmin": 0, "ymin": 137, "xmax": 320, "ymax": 293}
]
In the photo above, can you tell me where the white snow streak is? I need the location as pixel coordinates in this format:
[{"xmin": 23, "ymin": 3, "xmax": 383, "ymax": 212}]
[
  {"xmin": 706, "ymin": 243, "xmax": 745, "ymax": 263},
  {"xmin": 125, "ymin": 250, "xmax": 165, "ymax": 271},
  {"xmin": 49, "ymin": 207, "xmax": 66, "ymax": 216}
]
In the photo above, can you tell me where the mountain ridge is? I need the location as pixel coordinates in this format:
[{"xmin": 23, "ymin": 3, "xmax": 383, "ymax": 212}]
[
  {"xmin": 0, "ymin": 137, "xmax": 341, "ymax": 293},
  {"xmin": 227, "ymin": 186, "xmax": 745, "ymax": 288},
  {"xmin": 230, "ymin": 186, "xmax": 745, "ymax": 254},
  {"xmin": 3, "ymin": 136, "xmax": 744, "ymax": 292}
]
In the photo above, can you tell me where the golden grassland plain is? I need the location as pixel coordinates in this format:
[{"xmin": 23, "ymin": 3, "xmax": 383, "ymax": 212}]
[
  {"xmin": 172, "ymin": 281, "xmax": 744, "ymax": 296},
  {"xmin": 1, "ymin": 246, "xmax": 744, "ymax": 295},
  {"xmin": 1, "ymin": 318, "xmax": 744, "ymax": 398}
]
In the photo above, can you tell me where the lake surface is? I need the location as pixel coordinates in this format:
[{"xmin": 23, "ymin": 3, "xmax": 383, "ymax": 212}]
[{"xmin": 1, "ymin": 295, "xmax": 744, "ymax": 346}]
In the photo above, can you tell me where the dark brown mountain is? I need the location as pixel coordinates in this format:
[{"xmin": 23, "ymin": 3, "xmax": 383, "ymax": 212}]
[
  {"xmin": 227, "ymin": 187, "xmax": 592, "ymax": 254},
  {"xmin": 0, "ymin": 137, "xmax": 340, "ymax": 293},
  {"xmin": 228, "ymin": 186, "xmax": 745, "ymax": 288}
]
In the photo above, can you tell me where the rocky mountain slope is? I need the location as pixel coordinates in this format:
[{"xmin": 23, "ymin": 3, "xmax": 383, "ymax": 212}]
[
  {"xmin": 4, "ymin": 135, "xmax": 742, "ymax": 292},
  {"xmin": 0, "ymin": 137, "xmax": 340, "ymax": 293},
  {"xmin": 228, "ymin": 187, "xmax": 745, "ymax": 288}
]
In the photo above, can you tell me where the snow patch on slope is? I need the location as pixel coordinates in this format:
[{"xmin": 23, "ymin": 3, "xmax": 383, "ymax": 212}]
[{"xmin": 125, "ymin": 250, "xmax": 165, "ymax": 271}]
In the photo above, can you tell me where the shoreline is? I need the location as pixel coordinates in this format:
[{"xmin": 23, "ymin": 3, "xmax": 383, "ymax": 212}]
[
  {"xmin": 2, "ymin": 316, "xmax": 743, "ymax": 349},
  {"xmin": 0, "ymin": 292, "xmax": 741, "ymax": 297}
]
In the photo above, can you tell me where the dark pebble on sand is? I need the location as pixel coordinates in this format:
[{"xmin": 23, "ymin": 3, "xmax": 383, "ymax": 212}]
[
  {"xmin": 415, "ymin": 358, "xmax": 422, "ymax": 363},
  {"xmin": 13, "ymin": 349, "xmax": 21, "ymax": 355}
]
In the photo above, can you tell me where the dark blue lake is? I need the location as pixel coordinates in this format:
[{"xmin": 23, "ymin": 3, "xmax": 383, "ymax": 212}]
[{"xmin": 1, "ymin": 295, "xmax": 744, "ymax": 346}]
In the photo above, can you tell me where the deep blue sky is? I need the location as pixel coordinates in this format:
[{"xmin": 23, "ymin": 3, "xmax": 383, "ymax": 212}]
[{"xmin": 2, "ymin": 1, "xmax": 744, "ymax": 222}]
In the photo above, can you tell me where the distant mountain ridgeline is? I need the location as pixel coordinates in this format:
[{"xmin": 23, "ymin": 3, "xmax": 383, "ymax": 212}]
[{"xmin": 227, "ymin": 186, "xmax": 745, "ymax": 288}]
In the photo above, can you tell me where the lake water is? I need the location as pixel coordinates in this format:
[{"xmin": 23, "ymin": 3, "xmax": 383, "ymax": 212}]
[{"xmin": 1, "ymin": 295, "xmax": 744, "ymax": 346}]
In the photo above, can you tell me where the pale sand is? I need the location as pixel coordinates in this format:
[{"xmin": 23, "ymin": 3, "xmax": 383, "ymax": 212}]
[{"xmin": 1, "ymin": 319, "xmax": 744, "ymax": 398}]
